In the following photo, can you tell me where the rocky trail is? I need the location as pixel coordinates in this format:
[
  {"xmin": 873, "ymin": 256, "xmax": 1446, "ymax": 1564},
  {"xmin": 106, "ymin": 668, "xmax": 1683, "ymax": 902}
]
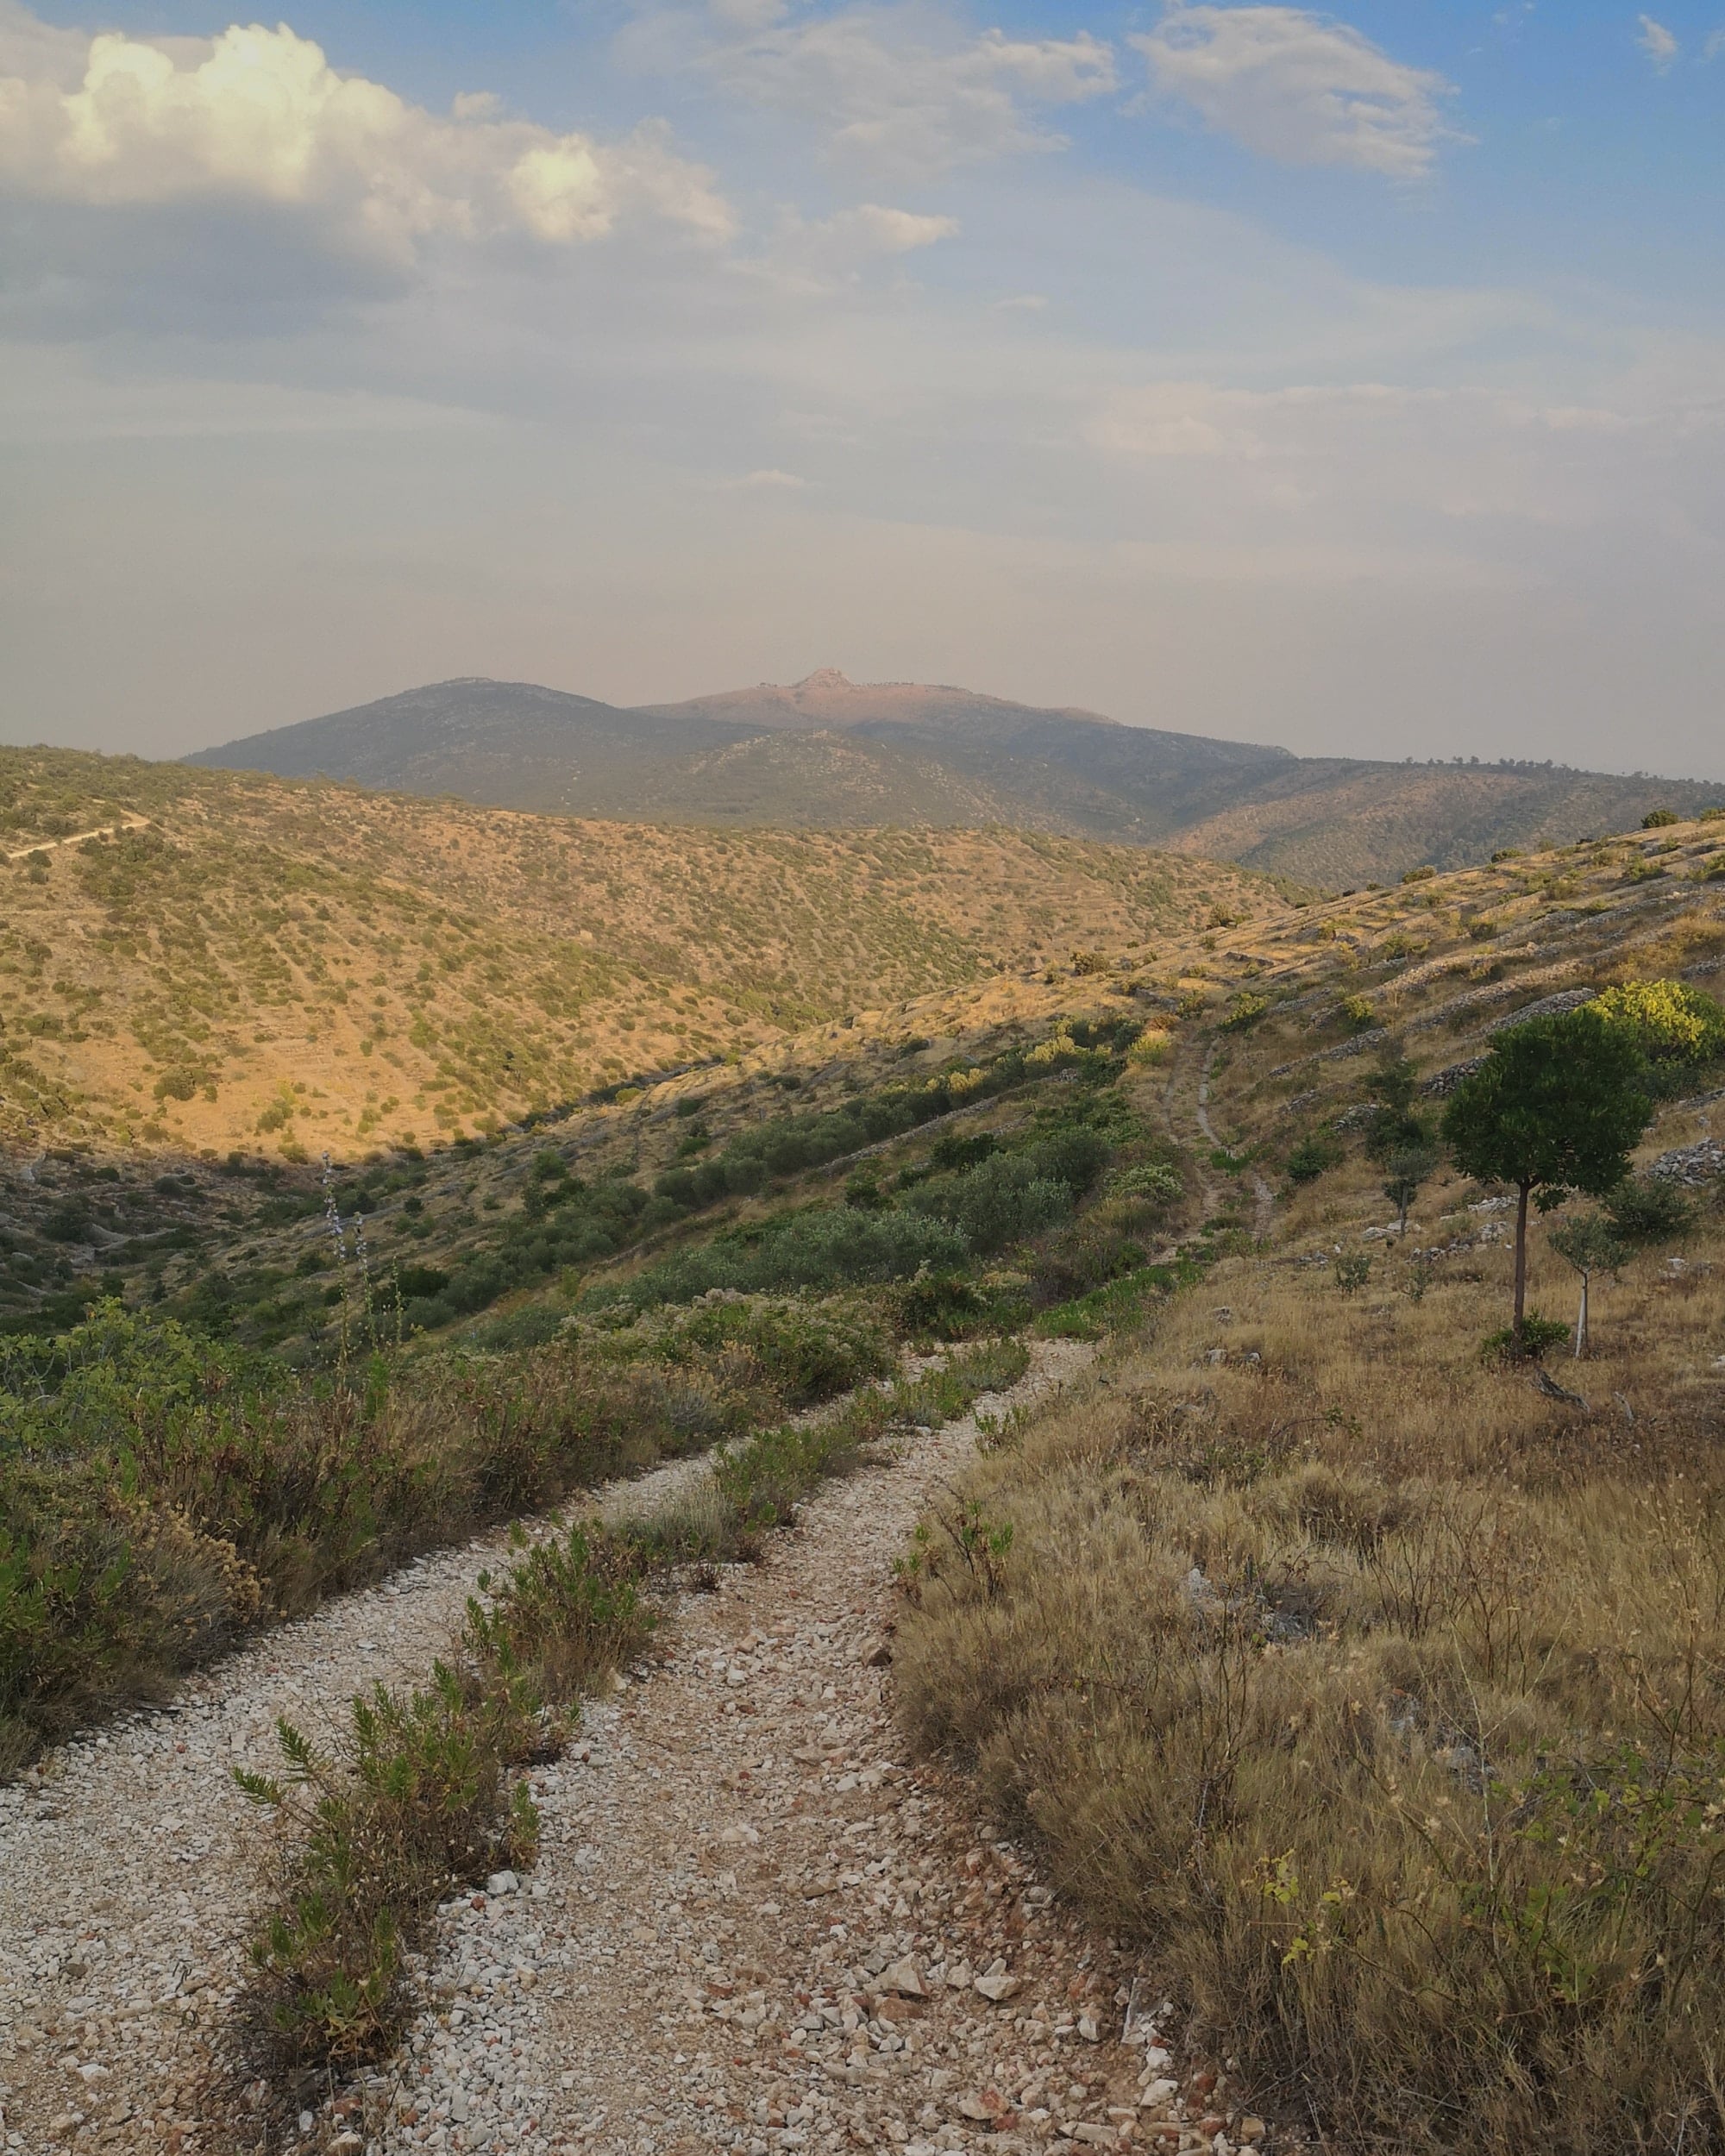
[
  {"xmin": 1157, "ymin": 1044, "xmax": 1271, "ymax": 1249},
  {"xmin": 0, "ymin": 1340, "xmax": 1264, "ymax": 2156},
  {"xmin": 1193, "ymin": 1048, "xmax": 1274, "ymax": 1242}
]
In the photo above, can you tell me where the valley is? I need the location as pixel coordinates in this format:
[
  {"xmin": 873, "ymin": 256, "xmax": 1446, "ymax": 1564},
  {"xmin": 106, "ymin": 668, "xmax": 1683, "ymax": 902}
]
[
  {"xmin": 0, "ymin": 742, "xmax": 1279, "ymax": 1179},
  {"xmin": 4, "ymin": 762, "xmax": 1725, "ymax": 2156}
]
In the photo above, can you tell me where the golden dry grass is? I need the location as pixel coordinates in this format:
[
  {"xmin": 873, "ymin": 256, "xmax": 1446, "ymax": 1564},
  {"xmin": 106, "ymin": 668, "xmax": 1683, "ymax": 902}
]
[{"xmin": 894, "ymin": 819, "xmax": 1725, "ymax": 2153}]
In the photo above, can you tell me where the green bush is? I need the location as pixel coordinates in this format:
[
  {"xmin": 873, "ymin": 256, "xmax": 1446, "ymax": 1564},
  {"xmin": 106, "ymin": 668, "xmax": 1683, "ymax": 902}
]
[
  {"xmin": 464, "ymin": 1522, "xmax": 654, "ymax": 1704},
  {"xmin": 590, "ymin": 1206, "xmax": 969, "ymax": 1313},
  {"xmin": 1605, "ymin": 1174, "xmax": 1696, "ymax": 1247},
  {"xmin": 1591, "ymin": 980, "xmax": 1725, "ymax": 1069},
  {"xmin": 1219, "ymin": 992, "xmax": 1269, "ymax": 1032},
  {"xmin": 238, "ymin": 1661, "xmax": 543, "ymax": 2071},
  {"xmin": 893, "ymin": 1268, "xmax": 990, "ymax": 1341},
  {"xmin": 1482, "ymin": 1311, "xmax": 1572, "ymax": 1361},
  {"xmin": 1287, "ymin": 1133, "xmax": 1343, "ymax": 1184},
  {"xmin": 0, "ymin": 1294, "xmax": 890, "ymax": 1771}
]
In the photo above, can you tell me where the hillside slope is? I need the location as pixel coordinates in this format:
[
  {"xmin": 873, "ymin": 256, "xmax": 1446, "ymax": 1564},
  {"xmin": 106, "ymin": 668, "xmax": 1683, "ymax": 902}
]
[
  {"xmin": 0, "ymin": 745, "xmax": 1278, "ymax": 1159},
  {"xmin": 188, "ymin": 671, "xmax": 1723, "ymax": 886}
]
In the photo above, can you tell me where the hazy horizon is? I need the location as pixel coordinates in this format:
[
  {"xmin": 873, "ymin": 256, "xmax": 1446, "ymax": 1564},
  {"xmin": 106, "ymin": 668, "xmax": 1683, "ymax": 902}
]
[
  {"xmin": 3, "ymin": 1, "xmax": 1722, "ymax": 779},
  {"xmin": 156, "ymin": 666, "xmax": 1720, "ymax": 788}
]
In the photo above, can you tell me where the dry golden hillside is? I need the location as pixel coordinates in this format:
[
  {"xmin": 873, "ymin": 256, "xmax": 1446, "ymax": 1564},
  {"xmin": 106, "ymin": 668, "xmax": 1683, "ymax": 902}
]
[{"xmin": 0, "ymin": 746, "xmax": 1284, "ymax": 1157}]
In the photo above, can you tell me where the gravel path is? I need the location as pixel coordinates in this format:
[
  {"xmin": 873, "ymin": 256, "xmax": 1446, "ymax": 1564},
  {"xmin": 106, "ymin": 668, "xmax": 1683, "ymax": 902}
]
[
  {"xmin": 0, "ymin": 1514, "xmax": 561, "ymax": 2155},
  {"xmin": 0, "ymin": 1442, "xmax": 724, "ymax": 2156},
  {"xmin": 1, "ymin": 1342, "xmax": 1264, "ymax": 2156},
  {"xmin": 326, "ymin": 1339, "xmax": 1264, "ymax": 2156}
]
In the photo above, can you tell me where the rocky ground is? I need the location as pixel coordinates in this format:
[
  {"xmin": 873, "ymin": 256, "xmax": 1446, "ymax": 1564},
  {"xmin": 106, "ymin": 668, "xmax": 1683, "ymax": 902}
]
[{"xmin": 0, "ymin": 1341, "xmax": 1269, "ymax": 2156}]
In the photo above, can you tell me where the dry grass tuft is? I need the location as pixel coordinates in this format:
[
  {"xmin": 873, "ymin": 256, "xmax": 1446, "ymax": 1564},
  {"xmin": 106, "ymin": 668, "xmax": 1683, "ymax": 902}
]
[{"xmin": 897, "ymin": 1179, "xmax": 1725, "ymax": 2151}]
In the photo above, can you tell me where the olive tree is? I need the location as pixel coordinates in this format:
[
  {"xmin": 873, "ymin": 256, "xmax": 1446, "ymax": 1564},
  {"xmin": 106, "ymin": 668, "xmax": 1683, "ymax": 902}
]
[
  {"xmin": 1547, "ymin": 1213, "xmax": 1625, "ymax": 1357},
  {"xmin": 1383, "ymin": 1143, "xmax": 1440, "ymax": 1238},
  {"xmin": 1441, "ymin": 1007, "xmax": 1652, "ymax": 1345}
]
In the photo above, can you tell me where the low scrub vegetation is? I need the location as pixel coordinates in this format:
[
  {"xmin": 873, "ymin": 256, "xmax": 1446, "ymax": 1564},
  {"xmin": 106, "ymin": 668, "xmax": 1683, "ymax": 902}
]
[{"xmin": 0, "ymin": 1292, "xmax": 891, "ymax": 1773}]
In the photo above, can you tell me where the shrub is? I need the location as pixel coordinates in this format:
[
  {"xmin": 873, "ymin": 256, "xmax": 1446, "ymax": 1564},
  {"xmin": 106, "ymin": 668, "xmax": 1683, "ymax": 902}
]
[
  {"xmin": 1605, "ymin": 1173, "xmax": 1696, "ymax": 1248},
  {"xmin": 463, "ymin": 1522, "xmax": 654, "ymax": 1704},
  {"xmin": 1338, "ymin": 993, "xmax": 1376, "ymax": 1032},
  {"xmin": 589, "ymin": 1206, "xmax": 969, "ymax": 1313},
  {"xmin": 1641, "ymin": 808, "xmax": 1681, "ymax": 828},
  {"xmin": 893, "ymin": 1268, "xmax": 989, "ymax": 1341},
  {"xmin": 1126, "ymin": 1027, "xmax": 1172, "ymax": 1066},
  {"xmin": 1287, "ymin": 1133, "xmax": 1342, "ymax": 1184},
  {"xmin": 907, "ymin": 1156, "xmax": 1072, "ymax": 1255},
  {"xmin": 1333, "ymin": 1251, "xmax": 1371, "ymax": 1296},
  {"xmin": 238, "ymin": 1661, "xmax": 543, "ymax": 2071},
  {"xmin": 1400, "ymin": 864, "xmax": 1437, "ymax": 883},
  {"xmin": 0, "ymin": 1293, "xmax": 888, "ymax": 1769},
  {"xmin": 394, "ymin": 1264, "xmax": 450, "ymax": 1300},
  {"xmin": 1481, "ymin": 1310, "xmax": 1571, "ymax": 1361},
  {"xmin": 1219, "ymin": 993, "xmax": 1269, "ymax": 1032},
  {"xmin": 1590, "ymin": 979, "xmax": 1725, "ymax": 1068},
  {"xmin": 1107, "ymin": 1161, "xmax": 1183, "ymax": 1207}
]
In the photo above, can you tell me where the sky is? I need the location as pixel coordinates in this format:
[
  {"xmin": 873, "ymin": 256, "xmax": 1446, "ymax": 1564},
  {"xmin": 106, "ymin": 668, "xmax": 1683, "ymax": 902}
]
[{"xmin": 1, "ymin": 0, "xmax": 1722, "ymax": 775}]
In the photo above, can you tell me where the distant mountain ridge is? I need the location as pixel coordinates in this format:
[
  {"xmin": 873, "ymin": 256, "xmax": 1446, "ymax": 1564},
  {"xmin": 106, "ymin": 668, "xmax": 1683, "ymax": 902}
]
[{"xmin": 187, "ymin": 671, "xmax": 1722, "ymax": 887}]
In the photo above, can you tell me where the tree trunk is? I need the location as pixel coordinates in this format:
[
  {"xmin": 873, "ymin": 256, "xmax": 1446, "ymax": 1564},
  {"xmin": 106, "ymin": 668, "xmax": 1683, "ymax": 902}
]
[
  {"xmin": 1574, "ymin": 1274, "xmax": 1589, "ymax": 1358},
  {"xmin": 1514, "ymin": 1181, "xmax": 1530, "ymax": 1343}
]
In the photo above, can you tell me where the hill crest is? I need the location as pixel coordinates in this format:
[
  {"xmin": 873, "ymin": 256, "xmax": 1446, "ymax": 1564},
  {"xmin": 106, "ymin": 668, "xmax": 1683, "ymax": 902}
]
[{"xmin": 185, "ymin": 671, "xmax": 1725, "ymax": 887}]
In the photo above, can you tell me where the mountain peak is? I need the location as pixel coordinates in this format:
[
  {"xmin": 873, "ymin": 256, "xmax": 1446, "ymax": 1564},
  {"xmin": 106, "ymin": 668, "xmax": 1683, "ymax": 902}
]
[{"xmin": 790, "ymin": 668, "xmax": 854, "ymax": 692}]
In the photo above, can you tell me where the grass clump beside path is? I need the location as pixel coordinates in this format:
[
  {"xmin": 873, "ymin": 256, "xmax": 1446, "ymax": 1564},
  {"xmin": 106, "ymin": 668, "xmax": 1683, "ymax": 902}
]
[
  {"xmin": 0, "ymin": 1292, "xmax": 893, "ymax": 1774},
  {"xmin": 239, "ymin": 1335, "xmax": 1028, "ymax": 2087},
  {"xmin": 894, "ymin": 1215, "xmax": 1725, "ymax": 2153}
]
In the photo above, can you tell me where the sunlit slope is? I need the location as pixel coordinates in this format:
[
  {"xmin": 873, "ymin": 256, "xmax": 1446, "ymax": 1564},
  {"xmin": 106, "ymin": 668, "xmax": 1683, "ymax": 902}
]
[{"xmin": 0, "ymin": 747, "xmax": 1281, "ymax": 1156}]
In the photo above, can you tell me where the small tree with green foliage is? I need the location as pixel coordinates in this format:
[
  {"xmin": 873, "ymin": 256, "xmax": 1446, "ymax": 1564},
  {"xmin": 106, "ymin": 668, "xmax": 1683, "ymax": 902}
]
[
  {"xmin": 1547, "ymin": 1213, "xmax": 1625, "ymax": 1357},
  {"xmin": 1442, "ymin": 1007, "xmax": 1652, "ymax": 1345},
  {"xmin": 1364, "ymin": 1047, "xmax": 1431, "ymax": 1165},
  {"xmin": 1383, "ymin": 1143, "xmax": 1440, "ymax": 1238}
]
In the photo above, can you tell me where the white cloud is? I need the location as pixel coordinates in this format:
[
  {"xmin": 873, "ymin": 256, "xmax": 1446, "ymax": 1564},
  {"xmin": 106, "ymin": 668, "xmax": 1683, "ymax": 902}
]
[
  {"xmin": 810, "ymin": 201, "xmax": 960, "ymax": 253},
  {"xmin": 1638, "ymin": 15, "xmax": 1679, "ymax": 69},
  {"xmin": 624, "ymin": 1, "xmax": 1116, "ymax": 177},
  {"xmin": 1132, "ymin": 4, "xmax": 1460, "ymax": 179},
  {"xmin": 0, "ymin": 10, "xmax": 733, "ymax": 263},
  {"xmin": 747, "ymin": 199, "xmax": 958, "ymax": 294}
]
